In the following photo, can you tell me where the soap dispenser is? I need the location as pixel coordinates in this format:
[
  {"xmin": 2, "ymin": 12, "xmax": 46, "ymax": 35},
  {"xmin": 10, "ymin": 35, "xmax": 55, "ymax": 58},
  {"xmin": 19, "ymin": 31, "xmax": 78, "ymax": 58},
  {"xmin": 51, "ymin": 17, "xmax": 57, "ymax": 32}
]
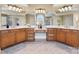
[
  {"xmin": 6, "ymin": 24, "xmax": 9, "ymax": 28},
  {"xmin": 16, "ymin": 23, "xmax": 19, "ymax": 26}
]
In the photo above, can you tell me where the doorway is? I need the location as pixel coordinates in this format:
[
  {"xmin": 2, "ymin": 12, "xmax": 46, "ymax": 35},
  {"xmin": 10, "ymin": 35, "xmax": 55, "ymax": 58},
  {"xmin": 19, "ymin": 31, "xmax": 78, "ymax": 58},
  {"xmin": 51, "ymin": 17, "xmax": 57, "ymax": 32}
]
[{"xmin": 35, "ymin": 13, "xmax": 46, "ymax": 41}]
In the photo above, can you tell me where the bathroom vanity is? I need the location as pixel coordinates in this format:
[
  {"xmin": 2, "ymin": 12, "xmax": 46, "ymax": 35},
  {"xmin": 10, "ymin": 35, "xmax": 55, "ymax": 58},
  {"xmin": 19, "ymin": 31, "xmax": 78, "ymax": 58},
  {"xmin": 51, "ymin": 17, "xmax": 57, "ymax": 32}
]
[
  {"xmin": 0, "ymin": 27, "xmax": 35, "ymax": 49},
  {"xmin": 0, "ymin": 26, "xmax": 79, "ymax": 49},
  {"xmin": 47, "ymin": 27, "xmax": 79, "ymax": 47}
]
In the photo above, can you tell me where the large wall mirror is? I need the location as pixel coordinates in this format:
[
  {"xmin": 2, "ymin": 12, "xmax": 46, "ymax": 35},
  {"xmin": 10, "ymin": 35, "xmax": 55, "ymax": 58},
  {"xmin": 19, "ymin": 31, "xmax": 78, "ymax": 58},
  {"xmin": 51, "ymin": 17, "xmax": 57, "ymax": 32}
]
[
  {"xmin": 1, "ymin": 15, "xmax": 7, "ymax": 26},
  {"xmin": 1, "ymin": 14, "xmax": 12, "ymax": 28}
]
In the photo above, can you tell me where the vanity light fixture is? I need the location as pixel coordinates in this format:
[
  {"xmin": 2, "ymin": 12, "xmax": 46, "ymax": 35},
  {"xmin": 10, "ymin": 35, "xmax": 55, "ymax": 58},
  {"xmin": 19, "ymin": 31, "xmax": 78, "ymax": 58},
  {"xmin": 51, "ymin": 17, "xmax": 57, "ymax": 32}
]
[
  {"xmin": 35, "ymin": 8, "xmax": 46, "ymax": 14},
  {"xmin": 58, "ymin": 5, "xmax": 72, "ymax": 12},
  {"xmin": 8, "ymin": 4, "xmax": 23, "ymax": 13}
]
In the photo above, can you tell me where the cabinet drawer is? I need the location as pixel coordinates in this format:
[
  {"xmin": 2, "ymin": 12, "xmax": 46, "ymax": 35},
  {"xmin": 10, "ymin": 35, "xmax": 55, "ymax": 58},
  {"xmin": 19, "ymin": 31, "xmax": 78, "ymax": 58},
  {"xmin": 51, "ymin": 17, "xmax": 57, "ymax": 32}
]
[
  {"xmin": 1, "ymin": 30, "xmax": 9, "ymax": 34},
  {"xmin": 47, "ymin": 34, "xmax": 55, "ymax": 36},
  {"xmin": 29, "ymin": 31, "xmax": 34, "ymax": 33},
  {"xmin": 28, "ymin": 37, "xmax": 34, "ymax": 40},
  {"xmin": 47, "ymin": 36, "xmax": 56, "ymax": 40},
  {"xmin": 28, "ymin": 34, "xmax": 34, "ymax": 37}
]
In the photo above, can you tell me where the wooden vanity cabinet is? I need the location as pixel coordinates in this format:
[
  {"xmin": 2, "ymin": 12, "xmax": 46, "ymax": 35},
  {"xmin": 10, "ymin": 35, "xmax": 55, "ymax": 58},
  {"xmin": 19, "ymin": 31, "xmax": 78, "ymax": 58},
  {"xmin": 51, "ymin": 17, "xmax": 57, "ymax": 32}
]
[
  {"xmin": 26, "ymin": 28, "xmax": 35, "ymax": 41},
  {"xmin": 0, "ymin": 30, "xmax": 15, "ymax": 49},
  {"xmin": 57, "ymin": 29, "xmax": 66, "ymax": 43},
  {"xmin": 47, "ymin": 28, "xmax": 57, "ymax": 41},
  {"xmin": 66, "ymin": 29, "xmax": 73, "ymax": 46},
  {"xmin": 15, "ymin": 28, "xmax": 26, "ymax": 43},
  {"xmin": 71, "ymin": 30, "xmax": 79, "ymax": 47},
  {"xmin": 66, "ymin": 29, "xmax": 79, "ymax": 47}
]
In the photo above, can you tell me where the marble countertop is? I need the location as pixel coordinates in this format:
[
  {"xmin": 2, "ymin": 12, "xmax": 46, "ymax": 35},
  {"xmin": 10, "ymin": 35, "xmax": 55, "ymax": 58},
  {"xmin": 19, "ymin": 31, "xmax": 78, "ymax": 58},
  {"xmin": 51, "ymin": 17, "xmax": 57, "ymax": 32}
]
[
  {"xmin": 0, "ymin": 26, "xmax": 35, "ymax": 30},
  {"xmin": 45, "ymin": 26, "xmax": 79, "ymax": 30},
  {"xmin": 0, "ymin": 25, "xmax": 79, "ymax": 30}
]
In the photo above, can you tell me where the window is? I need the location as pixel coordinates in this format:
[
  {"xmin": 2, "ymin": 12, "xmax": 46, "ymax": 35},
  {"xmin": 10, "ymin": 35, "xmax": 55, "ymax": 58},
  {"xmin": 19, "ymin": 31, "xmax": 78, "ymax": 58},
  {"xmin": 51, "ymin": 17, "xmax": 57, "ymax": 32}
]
[{"xmin": 36, "ymin": 14, "xmax": 44, "ymax": 25}]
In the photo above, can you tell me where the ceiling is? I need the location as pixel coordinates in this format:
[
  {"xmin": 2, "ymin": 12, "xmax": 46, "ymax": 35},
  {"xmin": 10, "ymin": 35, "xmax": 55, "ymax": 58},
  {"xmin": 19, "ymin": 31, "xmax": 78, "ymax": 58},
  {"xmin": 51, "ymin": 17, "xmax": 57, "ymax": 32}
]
[
  {"xmin": 15, "ymin": 4, "xmax": 73, "ymax": 12},
  {"xmin": 1, "ymin": 4, "xmax": 79, "ymax": 14}
]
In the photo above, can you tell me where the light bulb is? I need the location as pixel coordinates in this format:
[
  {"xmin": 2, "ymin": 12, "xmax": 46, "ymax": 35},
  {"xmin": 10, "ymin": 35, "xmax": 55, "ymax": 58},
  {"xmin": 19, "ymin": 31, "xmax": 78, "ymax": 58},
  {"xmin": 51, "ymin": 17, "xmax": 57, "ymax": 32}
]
[
  {"xmin": 16, "ymin": 8, "xmax": 19, "ymax": 11},
  {"xmin": 13, "ymin": 7, "xmax": 16, "ymax": 11},
  {"xmin": 38, "ymin": 10, "xmax": 40, "ymax": 13},
  {"xmin": 8, "ymin": 6, "xmax": 12, "ymax": 10},
  {"xmin": 58, "ymin": 9, "xmax": 62, "ymax": 12},
  {"xmin": 62, "ymin": 8, "xmax": 64, "ymax": 12},
  {"xmin": 19, "ymin": 9, "xmax": 22, "ymax": 12},
  {"xmin": 40, "ymin": 10, "xmax": 42, "ymax": 13},
  {"xmin": 64, "ymin": 7, "xmax": 68, "ymax": 11},
  {"xmin": 68, "ymin": 6, "xmax": 72, "ymax": 10}
]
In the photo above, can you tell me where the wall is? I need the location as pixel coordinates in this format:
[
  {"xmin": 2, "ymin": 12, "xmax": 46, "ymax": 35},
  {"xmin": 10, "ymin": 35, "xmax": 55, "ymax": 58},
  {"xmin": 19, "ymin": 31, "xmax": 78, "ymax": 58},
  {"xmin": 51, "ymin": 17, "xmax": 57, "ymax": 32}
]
[
  {"xmin": 26, "ymin": 14, "xmax": 35, "ymax": 25},
  {"xmin": 53, "ymin": 15, "xmax": 60, "ymax": 26}
]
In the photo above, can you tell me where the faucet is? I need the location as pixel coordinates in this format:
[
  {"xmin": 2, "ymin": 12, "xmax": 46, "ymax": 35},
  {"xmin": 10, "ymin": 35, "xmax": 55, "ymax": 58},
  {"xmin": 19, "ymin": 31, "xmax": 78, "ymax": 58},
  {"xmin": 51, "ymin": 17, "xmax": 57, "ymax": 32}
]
[{"xmin": 6, "ymin": 24, "xmax": 9, "ymax": 28}]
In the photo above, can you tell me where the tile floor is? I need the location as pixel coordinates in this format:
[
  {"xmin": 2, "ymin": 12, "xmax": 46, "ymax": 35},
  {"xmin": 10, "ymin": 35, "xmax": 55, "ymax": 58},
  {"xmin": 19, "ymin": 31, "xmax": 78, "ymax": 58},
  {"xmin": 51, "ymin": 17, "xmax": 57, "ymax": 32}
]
[{"xmin": 1, "ymin": 32, "xmax": 79, "ymax": 54}]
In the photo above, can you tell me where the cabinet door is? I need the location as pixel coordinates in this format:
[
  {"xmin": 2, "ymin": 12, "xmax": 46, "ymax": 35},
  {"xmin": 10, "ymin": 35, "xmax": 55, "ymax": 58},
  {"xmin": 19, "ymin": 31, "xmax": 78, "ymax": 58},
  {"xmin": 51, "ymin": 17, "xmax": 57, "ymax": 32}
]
[
  {"xmin": 47, "ymin": 33, "xmax": 56, "ymax": 41},
  {"xmin": 71, "ymin": 30, "xmax": 79, "ymax": 47},
  {"xmin": 66, "ymin": 30, "xmax": 79, "ymax": 47},
  {"xmin": 0, "ymin": 31, "xmax": 9, "ymax": 48},
  {"xmin": 66, "ymin": 30, "xmax": 72, "ymax": 45},
  {"xmin": 56, "ymin": 29, "xmax": 66, "ymax": 43},
  {"xmin": 0, "ymin": 30, "xmax": 15, "ymax": 48},
  {"xmin": 59, "ymin": 30, "xmax": 65, "ymax": 43},
  {"xmin": 7, "ymin": 30, "xmax": 15, "ymax": 45},
  {"xmin": 16, "ymin": 29, "xmax": 26, "ymax": 43}
]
